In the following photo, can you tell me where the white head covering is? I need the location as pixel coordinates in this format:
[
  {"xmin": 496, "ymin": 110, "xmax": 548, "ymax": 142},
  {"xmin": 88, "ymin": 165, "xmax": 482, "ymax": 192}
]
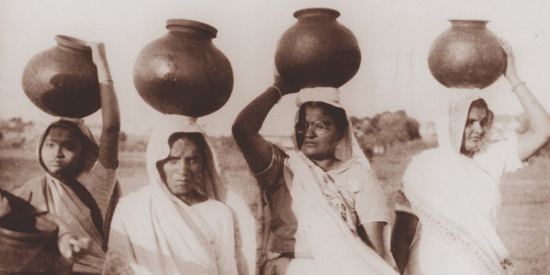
[
  {"xmin": 146, "ymin": 115, "xmax": 225, "ymax": 201},
  {"xmin": 437, "ymin": 95, "xmax": 493, "ymax": 154}
]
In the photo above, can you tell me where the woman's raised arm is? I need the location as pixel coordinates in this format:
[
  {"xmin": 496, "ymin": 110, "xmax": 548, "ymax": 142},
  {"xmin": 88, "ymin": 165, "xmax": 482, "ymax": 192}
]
[
  {"xmin": 501, "ymin": 39, "xmax": 550, "ymax": 161},
  {"xmin": 232, "ymin": 74, "xmax": 299, "ymax": 173},
  {"xmin": 87, "ymin": 42, "xmax": 120, "ymax": 169}
]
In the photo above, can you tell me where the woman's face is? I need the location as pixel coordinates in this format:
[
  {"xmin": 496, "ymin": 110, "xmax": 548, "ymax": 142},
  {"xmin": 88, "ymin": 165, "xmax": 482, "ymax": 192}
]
[
  {"xmin": 297, "ymin": 106, "xmax": 342, "ymax": 161},
  {"xmin": 41, "ymin": 126, "xmax": 83, "ymax": 177},
  {"xmin": 461, "ymin": 107, "xmax": 489, "ymax": 155},
  {"xmin": 161, "ymin": 137, "xmax": 203, "ymax": 197}
]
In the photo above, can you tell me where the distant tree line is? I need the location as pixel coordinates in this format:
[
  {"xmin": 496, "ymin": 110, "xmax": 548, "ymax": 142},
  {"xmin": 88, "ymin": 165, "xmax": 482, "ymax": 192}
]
[{"xmin": 350, "ymin": 110, "xmax": 422, "ymax": 158}]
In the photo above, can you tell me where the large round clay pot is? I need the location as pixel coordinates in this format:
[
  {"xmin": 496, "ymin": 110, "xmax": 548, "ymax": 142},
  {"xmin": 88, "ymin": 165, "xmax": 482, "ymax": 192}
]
[
  {"xmin": 22, "ymin": 35, "xmax": 100, "ymax": 118},
  {"xmin": 428, "ymin": 20, "xmax": 506, "ymax": 89},
  {"xmin": 0, "ymin": 214, "xmax": 72, "ymax": 274},
  {"xmin": 133, "ymin": 19, "xmax": 233, "ymax": 117},
  {"xmin": 275, "ymin": 8, "xmax": 361, "ymax": 88}
]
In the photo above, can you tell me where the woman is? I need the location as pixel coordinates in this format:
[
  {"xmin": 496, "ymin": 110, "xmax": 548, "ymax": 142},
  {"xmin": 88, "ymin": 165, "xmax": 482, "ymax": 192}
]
[
  {"xmin": 232, "ymin": 73, "xmax": 397, "ymax": 274},
  {"xmin": 399, "ymin": 40, "xmax": 550, "ymax": 274},
  {"xmin": 104, "ymin": 116, "xmax": 238, "ymax": 275},
  {"xmin": 14, "ymin": 42, "xmax": 121, "ymax": 274}
]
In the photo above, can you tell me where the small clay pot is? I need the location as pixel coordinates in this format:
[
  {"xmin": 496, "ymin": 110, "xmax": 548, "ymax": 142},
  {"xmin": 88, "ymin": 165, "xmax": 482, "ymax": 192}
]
[{"xmin": 0, "ymin": 214, "xmax": 72, "ymax": 274}]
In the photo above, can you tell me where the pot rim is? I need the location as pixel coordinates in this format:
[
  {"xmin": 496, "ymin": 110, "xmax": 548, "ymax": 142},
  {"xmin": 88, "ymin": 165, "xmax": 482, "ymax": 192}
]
[
  {"xmin": 448, "ymin": 19, "xmax": 490, "ymax": 26},
  {"xmin": 55, "ymin": 35, "xmax": 91, "ymax": 52},
  {"xmin": 166, "ymin": 19, "xmax": 218, "ymax": 39},
  {"xmin": 293, "ymin": 8, "xmax": 340, "ymax": 19},
  {"xmin": 0, "ymin": 215, "xmax": 58, "ymax": 242}
]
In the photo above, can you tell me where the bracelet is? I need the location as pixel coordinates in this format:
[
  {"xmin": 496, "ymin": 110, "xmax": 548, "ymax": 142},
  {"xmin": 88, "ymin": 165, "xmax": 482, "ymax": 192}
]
[
  {"xmin": 511, "ymin": 82, "xmax": 526, "ymax": 92},
  {"xmin": 270, "ymin": 85, "xmax": 282, "ymax": 103},
  {"xmin": 100, "ymin": 79, "xmax": 114, "ymax": 85}
]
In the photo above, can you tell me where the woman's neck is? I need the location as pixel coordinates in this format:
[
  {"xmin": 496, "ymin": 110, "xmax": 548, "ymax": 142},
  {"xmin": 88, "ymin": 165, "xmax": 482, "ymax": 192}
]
[
  {"xmin": 177, "ymin": 191, "xmax": 208, "ymax": 206},
  {"xmin": 312, "ymin": 157, "xmax": 343, "ymax": 171}
]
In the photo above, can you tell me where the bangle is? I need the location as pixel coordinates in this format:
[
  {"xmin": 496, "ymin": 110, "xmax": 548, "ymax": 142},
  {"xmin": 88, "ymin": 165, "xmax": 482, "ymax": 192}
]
[
  {"xmin": 270, "ymin": 85, "xmax": 282, "ymax": 103},
  {"xmin": 511, "ymin": 82, "xmax": 526, "ymax": 92},
  {"xmin": 100, "ymin": 79, "xmax": 114, "ymax": 85}
]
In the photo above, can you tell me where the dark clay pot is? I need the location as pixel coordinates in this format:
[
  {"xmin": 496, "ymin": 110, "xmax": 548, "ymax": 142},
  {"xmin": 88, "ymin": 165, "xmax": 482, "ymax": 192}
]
[
  {"xmin": 133, "ymin": 19, "xmax": 233, "ymax": 117},
  {"xmin": 0, "ymin": 214, "xmax": 72, "ymax": 274},
  {"xmin": 22, "ymin": 35, "xmax": 100, "ymax": 118},
  {"xmin": 428, "ymin": 20, "xmax": 506, "ymax": 89},
  {"xmin": 275, "ymin": 8, "xmax": 361, "ymax": 88}
]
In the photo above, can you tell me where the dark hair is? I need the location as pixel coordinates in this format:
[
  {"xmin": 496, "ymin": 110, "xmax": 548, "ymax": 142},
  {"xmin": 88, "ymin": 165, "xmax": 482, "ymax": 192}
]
[
  {"xmin": 41, "ymin": 124, "xmax": 87, "ymax": 175},
  {"xmin": 468, "ymin": 99, "xmax": 494, "ymax": 127},
  {"xmin": 470, "ymin": 98, "xmax": 489, "ymax": 111},
  {"xmin": 296, "ymin": 101, "xmax": 349, "ymax": 147},
  {"xmin": 157, "ymin": 132, "xmax": 208, "ymax": 182},
  {"xmin": 167, "ymin": 132, "xmax": 207, "ymax": 154}
]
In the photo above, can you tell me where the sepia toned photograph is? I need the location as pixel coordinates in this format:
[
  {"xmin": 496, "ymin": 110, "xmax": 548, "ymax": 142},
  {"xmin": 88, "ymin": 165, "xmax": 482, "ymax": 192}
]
[{"xmin": 0, "ymin": 0, "xmax": 549, "ymax": 274}]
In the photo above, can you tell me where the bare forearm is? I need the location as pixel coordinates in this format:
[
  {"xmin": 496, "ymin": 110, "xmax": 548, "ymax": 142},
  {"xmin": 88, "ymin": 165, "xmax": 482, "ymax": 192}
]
[
  {"xmin": 90, "ymin": 42, "xmax": 120, "ymax": 168},
  {"xmin": 360, "ymin": 222, "xmax": 395, "ymax": 267},
  {"xmin": 391, "ymin": 212, "xmax": 418, "ymax": 274},
  {"xmin": 232, "ymin": 87, "xmax": 280, "ymax": 173},
  {"xmin": 233, "ymin": 87, "xmax": 280, "ymax": 138},
  {"xmin": 513, "ymin": 83, "xmax": 550, "ymax": 135},
  {"xmin": 100, "ymin": 82, "xmax": 121, "ymax": 133}
]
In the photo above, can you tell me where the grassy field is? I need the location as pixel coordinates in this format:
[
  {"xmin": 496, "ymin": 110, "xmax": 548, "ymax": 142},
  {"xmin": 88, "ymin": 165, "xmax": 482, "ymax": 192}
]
[{"xmin": 1, "ymin": 141, "xmax": 549, "ymax": 274}]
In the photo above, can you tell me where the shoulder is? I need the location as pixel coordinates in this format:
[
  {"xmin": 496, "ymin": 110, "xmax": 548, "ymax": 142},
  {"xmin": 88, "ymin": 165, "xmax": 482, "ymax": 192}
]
[
  {"xmin": 332, "ymin": 160, "xmax": 380, "ymax": 194},
  {"xmin": 196, "ymin": 199, "xmax": 234, "ymax": 223},
  {"xmin": 80, "ymin": 161, "xmax": 118, "ymax": 182},
  {"xmin": 201, "ymin": 199, "xmax": 233, "ymax": 214},
  {"xmin": 116, "ymin": 186, "xmax": 153, "ymax": 211},
  {"xmin": 407, "ymin": 148, "xmax": 449, "ymax": 172},
  {"xmin": 14, "ymin": 176, "xmax": 48, "ymax": 197}
]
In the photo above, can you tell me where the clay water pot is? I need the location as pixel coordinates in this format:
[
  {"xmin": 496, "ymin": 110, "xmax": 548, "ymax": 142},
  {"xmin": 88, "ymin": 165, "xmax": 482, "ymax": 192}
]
[
  {"xmin": 22, "ymin": 35, "xmax": 100, "ymax": 118},
  {"xmin": 133, "ymin": 19, "xmax": 233, "ymax": 117},
  {"xmin": 0, "ymin": 214, "xmax": 72, "ymax": 274},
  {"xmin": 275, "ymin": 8, "xmax": 361, "ymax": 88},
  {"xmin": 428, "ymin": 20, "xmax": 506, "ymax": 89}
]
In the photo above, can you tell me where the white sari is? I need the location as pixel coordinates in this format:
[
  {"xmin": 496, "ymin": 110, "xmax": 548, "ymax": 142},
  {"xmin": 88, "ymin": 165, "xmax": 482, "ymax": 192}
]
[
  {"xmin": 403, "ymin": 96, "xmax": 520, "ymax": 275},
  {"xmin": 275, "ymin": 88, "xmax": 397, "ymax": 275},
  {"xmin": 104, "ymin": 116, "xmax": 239, "ymax": 275}
]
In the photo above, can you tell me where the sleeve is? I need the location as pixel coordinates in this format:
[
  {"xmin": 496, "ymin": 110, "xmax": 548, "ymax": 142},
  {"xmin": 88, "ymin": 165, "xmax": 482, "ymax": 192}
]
[
  {"xmin": 251, "ymin": 143, "xmax": 287, "ymax": 190},
  {"xmin": 81, "ymin": 161, "xmax": 118, "ymax": 218},
  {"xmin": 479, "ymin": 135, "xmax": 527, "ymax": 179},
  {"xmin": 394, "ymin": 187, "xmax": 415, "ymax": 215},
  {"xmin": 355, "ymin": 170, "xmax": 391, "ymax": 225},
  {"xmin": 217, "ymin": 205, "xmax": 238, "ymax": 275}
]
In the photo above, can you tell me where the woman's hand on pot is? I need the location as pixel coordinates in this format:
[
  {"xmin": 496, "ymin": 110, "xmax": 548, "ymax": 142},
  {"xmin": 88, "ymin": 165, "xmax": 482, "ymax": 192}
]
[
  {"xmin": 500, "ymin": 38, "xmax": 522, "ymax": 85},
  {"xmin": 87, "ymin": 41, "xmax": 113, "ymax": 84},
  {"xmin": 273, "ymin": 65, "xmax": 300, "ymax": 95}
]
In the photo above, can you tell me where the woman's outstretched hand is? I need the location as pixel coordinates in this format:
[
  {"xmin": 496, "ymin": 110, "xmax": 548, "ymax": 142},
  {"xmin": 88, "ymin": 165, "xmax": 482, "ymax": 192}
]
[
  {"xmin": 58, "ymin": 234, "xmax": 91, "ymax": 262},
  {"xmin": 500, "ymin": 38, "xmax": 522, "ymax": 86}
]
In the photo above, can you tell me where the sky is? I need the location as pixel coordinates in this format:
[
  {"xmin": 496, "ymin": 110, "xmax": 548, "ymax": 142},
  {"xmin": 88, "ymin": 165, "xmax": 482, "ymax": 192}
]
[{"xmin": 1, "ymin": 0, "xmax": 549, "ymax": 136}]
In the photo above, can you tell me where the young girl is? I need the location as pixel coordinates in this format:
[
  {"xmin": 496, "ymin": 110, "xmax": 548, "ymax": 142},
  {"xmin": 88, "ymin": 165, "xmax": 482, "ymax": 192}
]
[{"xmin": 15, "ymin": 42, "xmax": 121, "ymax": 275}]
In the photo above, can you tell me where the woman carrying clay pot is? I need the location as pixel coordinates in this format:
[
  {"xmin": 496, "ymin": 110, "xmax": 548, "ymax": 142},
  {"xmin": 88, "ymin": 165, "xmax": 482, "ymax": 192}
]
[
  {"xmin": 14, "ymin": 42, "xmax": 121, "ymax": 275},
  {"xmin": 392, "ymin": 40, "xmax": 550, "ymax": 275},
  {"xmin": 103, "ymin": 116, "xmax": 238, "ymax": 275},
  {"xmin": 232, "ymin": 71, "xmax": 398, "ymax": 275}
]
